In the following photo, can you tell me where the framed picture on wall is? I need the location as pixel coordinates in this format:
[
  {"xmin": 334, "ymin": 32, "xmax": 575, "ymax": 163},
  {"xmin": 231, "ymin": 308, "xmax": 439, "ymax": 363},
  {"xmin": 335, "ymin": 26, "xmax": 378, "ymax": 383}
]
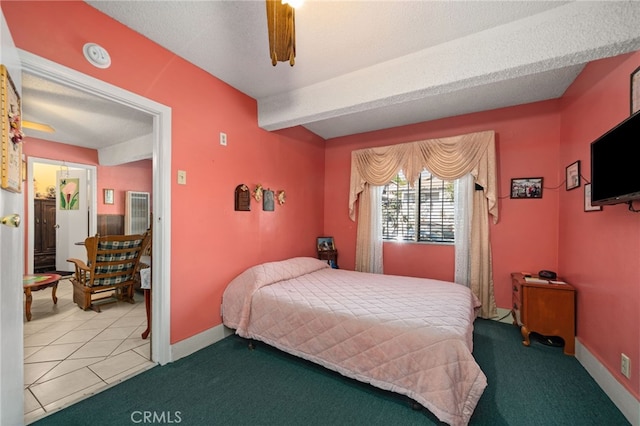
[
  {"xmin": 584, "ymin": 183, "xmax": 602, "ymax": 212},
  {"xmin": 565, "ymin": 160, "xmax": 581, "ymax": 191},
  {"xmin": 510, "ymin": 177, "xmax": 543, "ymax": 199},
  {"xmin": 104, "ymin": 188, "xmax": 114, "ymax": 205},
  {"xmin": 1, "ymin": 65, "xmax": 23, "ymax": 193}
]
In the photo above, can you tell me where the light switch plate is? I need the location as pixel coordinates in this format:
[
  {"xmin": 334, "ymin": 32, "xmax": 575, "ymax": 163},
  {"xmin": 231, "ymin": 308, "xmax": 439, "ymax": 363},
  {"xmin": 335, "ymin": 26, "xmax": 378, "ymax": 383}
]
[{"xmin": 177, "ymin": 170, "xmax": 187, "ymax": 185}]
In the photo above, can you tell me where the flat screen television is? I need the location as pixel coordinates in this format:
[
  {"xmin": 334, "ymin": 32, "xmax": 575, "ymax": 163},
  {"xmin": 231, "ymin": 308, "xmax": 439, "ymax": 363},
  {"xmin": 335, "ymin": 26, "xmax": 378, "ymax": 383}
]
[{"xmin": 590, "ymin": 111, "xmax": 640, "ymax": 206}]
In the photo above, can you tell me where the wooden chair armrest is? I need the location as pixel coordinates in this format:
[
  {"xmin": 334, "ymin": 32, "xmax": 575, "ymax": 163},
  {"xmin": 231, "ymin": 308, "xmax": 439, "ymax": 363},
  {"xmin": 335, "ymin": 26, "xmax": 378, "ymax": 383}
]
[
  {"xmin": 67, "ymin": 258, "xmax": 90, "ymax": 286},
  {"xmin": 67, "ymin": 258, "xmax": 89, "ymax": 271}
]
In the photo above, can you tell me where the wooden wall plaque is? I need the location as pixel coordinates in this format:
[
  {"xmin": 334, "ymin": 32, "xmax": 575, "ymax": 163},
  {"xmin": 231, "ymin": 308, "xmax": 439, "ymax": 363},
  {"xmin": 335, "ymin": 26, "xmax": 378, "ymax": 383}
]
[{"xmin": 234, "ymin": 184, "xmax": 251, "ymax": 211}]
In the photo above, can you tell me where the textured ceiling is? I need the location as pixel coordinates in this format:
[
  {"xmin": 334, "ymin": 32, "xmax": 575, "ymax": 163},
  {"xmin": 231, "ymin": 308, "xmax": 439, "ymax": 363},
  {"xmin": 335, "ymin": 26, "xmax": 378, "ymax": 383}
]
[{"xmin": 21, "ymin": 1, "xmax": 640, "ymax": 150}]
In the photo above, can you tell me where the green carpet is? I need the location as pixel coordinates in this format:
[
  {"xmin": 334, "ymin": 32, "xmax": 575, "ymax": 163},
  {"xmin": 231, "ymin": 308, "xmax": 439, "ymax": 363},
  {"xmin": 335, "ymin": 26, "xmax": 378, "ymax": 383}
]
[{"xmin": 34, "ymin": 319, "xmax": 629, "ymax": 425}]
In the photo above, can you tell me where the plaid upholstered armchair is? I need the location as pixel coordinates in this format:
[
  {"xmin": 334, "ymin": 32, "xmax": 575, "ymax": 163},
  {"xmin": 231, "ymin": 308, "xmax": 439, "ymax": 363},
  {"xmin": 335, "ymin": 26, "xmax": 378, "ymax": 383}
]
[{"xmin": 67, "ymin": 231, "xmax": 151, "ymax": 312}]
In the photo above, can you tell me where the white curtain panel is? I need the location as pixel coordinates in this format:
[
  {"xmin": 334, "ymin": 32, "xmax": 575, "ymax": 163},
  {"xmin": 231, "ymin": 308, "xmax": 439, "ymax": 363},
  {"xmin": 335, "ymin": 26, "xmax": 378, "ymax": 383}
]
[
  {"xmin": 454, "ymin": 174, "xmax": 473, "ymax": 287},
  {"xmin": 370, "ymin": 185, "xmax": 384, "ymax": 274}
]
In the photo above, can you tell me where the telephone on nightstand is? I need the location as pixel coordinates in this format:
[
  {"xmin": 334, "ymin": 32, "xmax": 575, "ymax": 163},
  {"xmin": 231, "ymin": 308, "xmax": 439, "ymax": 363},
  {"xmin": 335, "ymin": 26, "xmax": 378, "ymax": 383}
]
[{"xmin": 538, "ymin": 270, "xmax": 557, "ymax": 280}]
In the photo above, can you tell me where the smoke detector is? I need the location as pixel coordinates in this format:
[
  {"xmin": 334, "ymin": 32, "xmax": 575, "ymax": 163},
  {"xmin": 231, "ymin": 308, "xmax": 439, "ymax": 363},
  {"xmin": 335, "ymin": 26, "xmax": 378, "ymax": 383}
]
[{"xmin": 83, "ymin": 43, "xmax": 111, "ymax": 69}]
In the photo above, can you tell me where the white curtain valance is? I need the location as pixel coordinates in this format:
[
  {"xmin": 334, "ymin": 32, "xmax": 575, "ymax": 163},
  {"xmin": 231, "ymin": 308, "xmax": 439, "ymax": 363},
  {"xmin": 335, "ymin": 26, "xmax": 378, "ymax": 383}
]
[{"xmin": 348, "ymin": 130, "xmax": 498, "ymax": 224}]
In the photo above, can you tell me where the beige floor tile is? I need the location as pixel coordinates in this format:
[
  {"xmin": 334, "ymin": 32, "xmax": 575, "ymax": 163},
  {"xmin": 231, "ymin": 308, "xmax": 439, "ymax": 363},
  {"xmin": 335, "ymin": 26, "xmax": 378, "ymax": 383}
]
[
  {"xmin": 93, "ymin": 326, "xmax": 139, "ymax": 341},
  {"xmin": 25, "ymin": 342, "xmax": 84, "ymax": 363},
  {"xmin": 44, "ymin": 320, "xmax": 86, "ymax": 334},
  {"xmin": 53, "ymin": 328, "xmax": 103, "ymax": 345},
  {"xmin": 24, "ymin": 389, "xmax": 42, "ymax": 414},
  {"xmin": 37, "ymin": 357, "xmax": 106, "ymax": 383},
  {"xmin": 24, "ymin": 330, "xmax": 69, "ymax": 347},
  {"xmin": 89, "ymin": 350, "xmax": 150, "ymax": 381},
  {"xmin": 103, "ymin": 361, "xmax": 155, "ymax": 385},
  {"xmin": 24, "ymin": 279, "xmax": 151, "ymax": 419},
  {"xmin": 30, "ymin": 368, "xmax": 103, "ymax": 407},
  {"xmin": 24, "ymin": 346, "xmax": 44, "ymax": 360},
  {"xmin": 112, "ymin": 338, "xmax": 148, "ymax": 356},
  {"xmin": 110, "ymin": 316, "xmax": 145, "ymax": 328},
  {"xmin": 133, "ymin": 342, "xmax": 151, "ymax": 359},
  {"xmin": 68, "ymin": 339, "xmax": 121, "ymax": 359},
  {"xmin": 24, "ymin": 361, "xmax": 59, "ymax": 386},
  {"xmin": 23, "ymin": 321, "xmax": 50, "ymax": 336},
  {"xmin": 41, "ymin": 381, "xmax": 107, "ymax": 414},
  {"xmin": 74, "ymin": 318, "xmax": 116, "ymax": 331}
]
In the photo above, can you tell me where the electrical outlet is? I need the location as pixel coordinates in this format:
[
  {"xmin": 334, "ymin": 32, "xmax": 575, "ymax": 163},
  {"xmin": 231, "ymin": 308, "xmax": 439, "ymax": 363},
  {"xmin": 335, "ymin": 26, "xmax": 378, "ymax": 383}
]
[
  {"xmin": 621, "ymin": 353, "xmax": 631, "ymax": 378},
  {"xmin": 220, "ymin": 132, "xmax": 227, "ymax": 146}
]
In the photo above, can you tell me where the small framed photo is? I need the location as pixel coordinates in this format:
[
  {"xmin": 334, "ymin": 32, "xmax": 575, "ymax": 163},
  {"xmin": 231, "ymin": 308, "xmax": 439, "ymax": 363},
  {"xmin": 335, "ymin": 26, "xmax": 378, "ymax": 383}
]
[
  {"xmin": 317, "ymin": 236, "xmax": 335, "ymax": 252},
  {"xmin": 565, "ymin": 160, "xmax": 581, "ymax": 191},
  {"xmin": 103, "ymin": 188, "xmax": 114, "ymax": 204},
  {"xmin": 631, "ymin": 66, "xmax": 640, "ymax": 115},
  {"xmin": 584, "ymin": 183, "xmax": 602, "ymax": 212},
  {"xmin": 510, "ymin": 177, "xmax": 543, "ymax": 199}
]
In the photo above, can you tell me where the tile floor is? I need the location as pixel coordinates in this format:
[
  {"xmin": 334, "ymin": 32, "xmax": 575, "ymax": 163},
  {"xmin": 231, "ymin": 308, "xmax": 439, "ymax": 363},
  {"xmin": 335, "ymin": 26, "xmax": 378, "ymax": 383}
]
[{"xmin": 23, "ymin": 278, "xmax": 155, "ymax": 424}]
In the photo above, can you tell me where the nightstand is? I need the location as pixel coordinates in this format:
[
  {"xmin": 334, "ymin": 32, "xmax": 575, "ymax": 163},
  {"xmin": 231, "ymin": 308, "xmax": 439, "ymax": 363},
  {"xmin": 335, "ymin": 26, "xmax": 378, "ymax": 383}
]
[
  {"xmin": 511, "ymin": 272, "xmax": 576, "ymax": 355},
  {"xmin": 317, "ymin": 249, "xmax": 338, "ymax": 268}
]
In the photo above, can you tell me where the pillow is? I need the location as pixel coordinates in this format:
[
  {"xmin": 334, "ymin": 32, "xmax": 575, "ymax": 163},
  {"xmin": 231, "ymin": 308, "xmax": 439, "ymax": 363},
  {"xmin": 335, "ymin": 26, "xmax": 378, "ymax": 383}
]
[{"xmin": 222, "ymin": 257, "xmax": 330, "ymax": 334}]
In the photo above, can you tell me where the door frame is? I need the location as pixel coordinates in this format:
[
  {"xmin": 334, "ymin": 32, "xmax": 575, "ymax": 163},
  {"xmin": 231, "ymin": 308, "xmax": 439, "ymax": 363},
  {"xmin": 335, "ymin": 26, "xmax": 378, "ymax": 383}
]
[
  {"xmin": 27, "ymin": 159, "xmax": 97, "ymax": 274},
  {"xmin": 19, "ymin": 49, "xmax": 172, "ymax": 365}
]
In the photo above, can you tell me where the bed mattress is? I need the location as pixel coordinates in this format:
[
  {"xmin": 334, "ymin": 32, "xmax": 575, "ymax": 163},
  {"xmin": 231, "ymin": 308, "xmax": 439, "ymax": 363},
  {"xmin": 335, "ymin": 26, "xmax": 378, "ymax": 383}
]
[{"xmin": 222, "ymin": 257, "xmax": 487, "ymax": 426}]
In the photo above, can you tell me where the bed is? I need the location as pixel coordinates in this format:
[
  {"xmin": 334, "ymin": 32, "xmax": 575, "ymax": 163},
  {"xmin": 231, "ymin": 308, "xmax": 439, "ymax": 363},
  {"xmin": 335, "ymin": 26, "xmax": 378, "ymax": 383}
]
[{"xmin": 222, "ymin": 257, "xmax": 487, "ymax": 426}]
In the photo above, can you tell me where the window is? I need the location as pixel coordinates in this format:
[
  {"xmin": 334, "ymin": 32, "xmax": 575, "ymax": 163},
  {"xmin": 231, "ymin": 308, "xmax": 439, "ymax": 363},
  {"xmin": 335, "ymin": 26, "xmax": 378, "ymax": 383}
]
[{"xmin": 382, "ymin": 170, "xmax": 455, "ymax": 243}]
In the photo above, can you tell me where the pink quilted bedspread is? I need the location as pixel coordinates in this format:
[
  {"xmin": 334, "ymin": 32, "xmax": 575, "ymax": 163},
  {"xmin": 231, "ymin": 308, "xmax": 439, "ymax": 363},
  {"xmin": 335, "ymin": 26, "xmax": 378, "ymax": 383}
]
[{"xmin": 222, "ymin": 257, "xmax": 487, "ymax": 426}]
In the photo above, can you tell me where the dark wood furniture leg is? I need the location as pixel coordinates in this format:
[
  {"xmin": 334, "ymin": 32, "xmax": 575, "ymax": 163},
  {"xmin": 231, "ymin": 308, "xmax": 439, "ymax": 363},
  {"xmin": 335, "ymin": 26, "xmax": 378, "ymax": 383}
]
[
  {"xmin": 51, "ymin": 282, "xmax": 58, "ymax": 304},
  {"xmin": 142, "ymin": 289, "xmax": 151, "ymax": 339},
  {"xmin": 24, "ymin": 287, "xmax": 32, "ymax": 322}
]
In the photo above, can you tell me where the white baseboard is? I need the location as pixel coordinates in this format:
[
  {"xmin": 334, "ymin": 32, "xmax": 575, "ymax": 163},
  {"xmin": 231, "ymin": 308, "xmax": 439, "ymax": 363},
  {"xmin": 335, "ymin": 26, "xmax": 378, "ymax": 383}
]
[
  {"xmin": 576, "ymin": 338, "xmax": 640, "ymax": 426},
  {"xmin": 170, "ymin": 323, "xmax": 233, "ymax": 362}
]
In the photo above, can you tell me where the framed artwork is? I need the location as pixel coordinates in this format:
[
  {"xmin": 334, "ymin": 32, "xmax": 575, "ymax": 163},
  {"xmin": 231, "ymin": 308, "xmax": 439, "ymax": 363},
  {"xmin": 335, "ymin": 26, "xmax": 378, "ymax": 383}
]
[
  {"xmin": 263, "ymin": 189, "xmax": 274, "ymax": 211},
  {"xmin": 584, "ymin": 183, "xmax": 602, "ymax": 212},
  {"xmin": 631, "ymin": 66, "xmax": 640, "ymax": 115},
  {"xmin": 565, "ymin": 160, "xmax": 580, "ymax": 191},
  {"xmin": 1, "ymin": 65, "xmax": 23, "ymax": 193},
  {"xmin": 510, "ymin": 177, "xmax": 543, "ymax": 199},
  {"xmin": 104, "ymin": 188, "xmax": 114, "ymax": 205},
  {"xmin": 60, "ymin": 178, "xmax": 80, "ymax": 210},
  {"xmin": 317, "ymin": 236, "xmax": 335, "ymax": 251}
]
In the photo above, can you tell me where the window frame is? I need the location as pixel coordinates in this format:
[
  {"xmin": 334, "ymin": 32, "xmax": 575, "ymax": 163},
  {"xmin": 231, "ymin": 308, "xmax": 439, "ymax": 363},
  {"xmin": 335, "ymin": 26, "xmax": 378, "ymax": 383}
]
[{"xmin": 381, "ymin": 170, "xmax": 455, "ymax": 245}]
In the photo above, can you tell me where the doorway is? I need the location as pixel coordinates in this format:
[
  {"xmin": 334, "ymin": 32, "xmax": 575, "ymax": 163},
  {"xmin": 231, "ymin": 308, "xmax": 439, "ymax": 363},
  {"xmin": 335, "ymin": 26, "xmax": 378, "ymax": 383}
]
[
  {"xmin": 15, "ymin": 51, "xmax": 171, "ymax": 422},
  {"xmin": 19, "ymin": 50, "xmax": 171, "ymax": 366},
  {"xmin": 27, "ymin": 160, "xmax": 97, "ymax": 275}
]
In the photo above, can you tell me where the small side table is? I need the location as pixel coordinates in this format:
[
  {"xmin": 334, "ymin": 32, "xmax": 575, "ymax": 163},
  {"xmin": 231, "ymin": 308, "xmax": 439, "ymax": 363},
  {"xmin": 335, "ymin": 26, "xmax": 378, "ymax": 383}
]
[
  {"xmin": 318, "ymin": 249, "xmax": 338, "ymax": 268},
  {"xmin": 511, "ymin": 272, "xmax": 576, "ymax": 355},
  {"xmin": 23, "ymin": 273, "xmax": 62, "ymax": 321}
]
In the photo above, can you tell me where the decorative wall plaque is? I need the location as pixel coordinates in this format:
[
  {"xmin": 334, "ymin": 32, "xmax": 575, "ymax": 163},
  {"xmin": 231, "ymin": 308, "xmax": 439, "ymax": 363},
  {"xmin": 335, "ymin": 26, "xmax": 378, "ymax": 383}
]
[{"xmin": 234, "ymin": 184, "xmax": 251, "ymax": 211}]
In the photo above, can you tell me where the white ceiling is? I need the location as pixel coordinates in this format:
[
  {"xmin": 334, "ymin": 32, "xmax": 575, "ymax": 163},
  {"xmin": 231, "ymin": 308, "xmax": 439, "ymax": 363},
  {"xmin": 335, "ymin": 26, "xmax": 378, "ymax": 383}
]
[{"xmin": 21, "ymin": 1, "xmax": 640, "ymax": 150}]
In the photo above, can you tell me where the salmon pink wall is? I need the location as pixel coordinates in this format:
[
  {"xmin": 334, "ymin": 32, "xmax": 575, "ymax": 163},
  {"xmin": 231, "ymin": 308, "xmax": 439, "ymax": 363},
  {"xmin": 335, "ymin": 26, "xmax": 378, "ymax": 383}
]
[
  {"xmin": 98, "ymin": 160, "xmax": 152, "ymax": 215},
  {"xmin": 21, "ymin": 138, "xmax": 152, "ymax": 266},
  {"xmin": 559, "ymin": 52, "xmax": 640, "ymax": 398},
  {"xmin": 3, "ymin": 1, "xmax": 326, "ymax": 344},
  {"xmin": 324, "ymin": 101, "xmax": 561, "ymax": 309}
]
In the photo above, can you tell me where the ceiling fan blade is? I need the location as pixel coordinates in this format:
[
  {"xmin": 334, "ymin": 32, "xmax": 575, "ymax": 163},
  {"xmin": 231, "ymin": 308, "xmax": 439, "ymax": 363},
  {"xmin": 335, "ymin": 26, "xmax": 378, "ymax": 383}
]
[{"xmin": 22, "ymin": 120, "xmax": 55, "ymax": 133}]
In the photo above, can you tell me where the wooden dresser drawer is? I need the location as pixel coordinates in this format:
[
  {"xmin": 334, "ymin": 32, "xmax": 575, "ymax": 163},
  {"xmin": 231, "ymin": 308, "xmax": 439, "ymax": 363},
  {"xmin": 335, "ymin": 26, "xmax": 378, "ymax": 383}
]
[{"xmin": 510, "ymin": 272, "xmax": 576, "ymax": 355}]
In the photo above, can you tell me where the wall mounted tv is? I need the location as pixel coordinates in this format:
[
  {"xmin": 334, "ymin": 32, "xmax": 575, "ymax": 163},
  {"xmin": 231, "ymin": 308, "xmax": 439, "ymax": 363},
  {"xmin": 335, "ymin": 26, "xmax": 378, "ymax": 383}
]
[{"xmin": 590, "ymin": 110, "xmax": 640, "ymax": 206}]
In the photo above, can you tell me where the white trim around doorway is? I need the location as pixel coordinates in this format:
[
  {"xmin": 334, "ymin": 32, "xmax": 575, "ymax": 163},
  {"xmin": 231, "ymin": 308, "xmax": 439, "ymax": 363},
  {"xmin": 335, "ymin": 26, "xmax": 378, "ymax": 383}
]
[{"xmin": 18, "ymin": 49, "xmax": 172, "ymax": 366}]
